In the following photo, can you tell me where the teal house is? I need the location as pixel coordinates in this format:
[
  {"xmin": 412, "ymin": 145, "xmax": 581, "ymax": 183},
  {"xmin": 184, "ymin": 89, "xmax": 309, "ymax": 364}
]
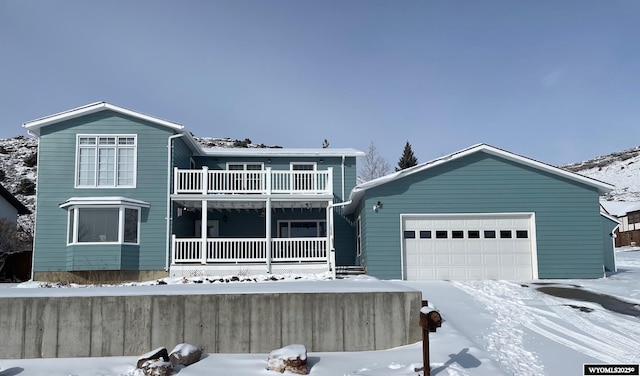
[
  {"xmin": 24, "ymin": 103, "xmax": 617, "ymax": 282},
  {"xmin": 23, "ymin": 102, "xmax": 363, "ymax": 282},
  {"xmin": 343, "ymin": 144, "xmax": 618, "ymax": 280}
]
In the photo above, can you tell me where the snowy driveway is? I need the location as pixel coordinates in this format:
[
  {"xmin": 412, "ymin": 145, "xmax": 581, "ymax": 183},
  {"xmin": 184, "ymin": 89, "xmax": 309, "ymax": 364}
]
[{"xmin": 395, "ymin": 249, "xmax": 640, "ymax": 375}]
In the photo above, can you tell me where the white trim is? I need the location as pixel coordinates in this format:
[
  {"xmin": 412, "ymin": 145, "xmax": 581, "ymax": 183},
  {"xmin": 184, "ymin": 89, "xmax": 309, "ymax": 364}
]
[
  {"xmin": 59, "ymin": 196, "xmax": 150, "ymax": 208},
  {"xmin": 400, "ymin": 212, "xmax": 538, "ymax": 280},
  {"xmin": 22, "ymin": 102, "xmax": 184, "ymax": 136},
  {"xmin": 203, "ymin": 147, "xmax": 365, "ymax": 157},
  {"xmin": 277, "ymin": 219, "xmax": 327, "ymax": 238},
  {"xmin": 290, "ymin": 162, "xmax": 317, "ymax": 170},
  {"xmin": 226, "ymin": 162, "xmax": 264, "ymax": 170},
  {"xmin": 74, "ymin": 134, "xmax": 138, "ymax": 189},
  {"xmin": 64, "ymin": 204, "xmax": 143, "ymax": 246}
]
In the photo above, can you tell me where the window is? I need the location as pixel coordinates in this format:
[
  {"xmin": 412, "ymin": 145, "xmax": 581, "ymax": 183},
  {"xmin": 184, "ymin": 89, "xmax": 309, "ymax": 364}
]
[
  {"xmin": 76, "ymin": 135, "xmax": 137, "ymax": 188},
  {"xmin": 67, "ymin": 206, "xmax": 140, "ymax": 244},
  {"xmin": 419, "ymin": 230, "xmax": 432, "ymax": 239},
  {"xmin": 227, "ymin": 163, "xmax": 263, "ymax": 191},
  {"xmin": 629, "ymin": 213, "xmax": 640, "ymax": 224},
  {"xmin": 468, "ymin": 230, "xmax": 480, "ymax": 239},
  {"xmin": 516, "ymin": 230, "xmax": 529, "ymax": 239},
  {"xmin": 278, "ymin": 220, "xmax": 326, "ymax": 238},
  {"xmin": 436, "ymin": 231, "xmax": 448, "ymax": 239},
  {"xmin": 484, "ymin": 230, "xmax": 496, "ymax": 239},
  {"xmin": 452, "ymin": 230, "xmax": 464, "ymax": 239},
  {"xmin": 291, "ymin": 163, "xmax": 316, "ymax": 191},
  {"xmin": 61, "ymin": 197, "xmax": 148, "ymax": 245},
  {"xmin": 403, "ymin": 230, "xmax": 416, "ymax": 239},
  {"xmin": 500, "ymin": 230, "xmax": 512, "ymax": 239}
]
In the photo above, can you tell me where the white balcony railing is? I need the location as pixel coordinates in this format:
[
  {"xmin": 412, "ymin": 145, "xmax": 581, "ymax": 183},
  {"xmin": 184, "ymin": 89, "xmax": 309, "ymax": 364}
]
[
  {"xmin": 173, "ymin": 167, "xmax": 333, "ymax": 195},
  {"xmin": 172, "ymin": 236, "xmax": 328, "ymax": 264}
]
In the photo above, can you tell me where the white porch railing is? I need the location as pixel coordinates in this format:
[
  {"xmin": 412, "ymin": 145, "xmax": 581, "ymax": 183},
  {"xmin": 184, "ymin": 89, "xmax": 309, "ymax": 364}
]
[
  {"xmin": 172, "ymin": 236, "xmax": 328, "ymax": 264},
  {"xmin": 173, "ymin": 167, "xmax": 333, "ymax": 195}
]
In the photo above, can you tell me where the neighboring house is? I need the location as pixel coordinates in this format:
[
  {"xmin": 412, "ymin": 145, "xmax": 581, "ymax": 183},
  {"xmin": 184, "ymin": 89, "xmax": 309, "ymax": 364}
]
[
  {"xmin": 343, "ymin": 144, "xmax": 618, "ymax": 280},
  {"xmin": 23, "ymin": 102, "xmax": 364, "ymax": 282},
  {"xmin": 0, "ymin": 183, "xmax": 32, "ymax": 281},
  {"xmin": 0, "ymin": 183, "xmax": 31, "ymax": 223},
  {"xmin": 600, "ymin": 200, "xmax": 640, "ymax": 247}
]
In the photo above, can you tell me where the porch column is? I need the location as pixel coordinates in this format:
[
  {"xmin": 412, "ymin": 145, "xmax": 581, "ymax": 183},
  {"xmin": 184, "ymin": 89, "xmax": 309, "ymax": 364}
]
[
  {"xmin": 327, "ymin": 200, "xmax": 334, "ymax": 273},
  {"xmin": 201, "ymin": 200, "xmax": 208, "ymax": 265},
  {"xmin": 266, "ymin": 198, "xmax": 272, "ymax": 273}
]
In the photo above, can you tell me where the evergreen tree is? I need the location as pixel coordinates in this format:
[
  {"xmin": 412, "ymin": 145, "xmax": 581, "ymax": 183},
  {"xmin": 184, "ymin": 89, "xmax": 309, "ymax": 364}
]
[
  {"xmin": 359, "ymin": 142, "xmax": 390, "ymax": 182},
  {"xmin": 396, "ymin": 141, "xmax": 418, "ymax": 171}
]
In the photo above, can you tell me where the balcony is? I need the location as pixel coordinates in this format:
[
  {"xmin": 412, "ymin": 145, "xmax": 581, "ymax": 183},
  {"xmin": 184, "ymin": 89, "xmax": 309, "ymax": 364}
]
[{"xmin": 173, "ymin": 167, "xmax": 333, "ymax": 195}]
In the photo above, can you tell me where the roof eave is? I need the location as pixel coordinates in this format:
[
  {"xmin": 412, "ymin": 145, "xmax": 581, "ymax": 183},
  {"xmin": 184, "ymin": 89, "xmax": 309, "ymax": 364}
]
[{"xmin": 22, "ymin": 102, "xmax": 185, "ymax": 137}]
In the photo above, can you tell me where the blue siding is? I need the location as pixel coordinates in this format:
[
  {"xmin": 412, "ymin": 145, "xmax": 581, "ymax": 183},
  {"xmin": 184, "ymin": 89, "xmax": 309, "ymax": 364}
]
[
  {"xmin": 357, "ymin": 152, "xmax": 606, "ymax": 279},
  {"xmin": 33, "ymin": 111, "xmax": 175, "ymax": 272}
]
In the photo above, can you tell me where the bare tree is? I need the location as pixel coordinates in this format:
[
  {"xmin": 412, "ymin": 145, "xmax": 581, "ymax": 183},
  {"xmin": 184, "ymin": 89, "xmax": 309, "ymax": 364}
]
[
  {"xmin": 0, "ymin": 219, "xmax": 33, "ymax": 280},
  {"xmin": 359, "ymin": 142, "xmax": 390, "ymax": 182}
]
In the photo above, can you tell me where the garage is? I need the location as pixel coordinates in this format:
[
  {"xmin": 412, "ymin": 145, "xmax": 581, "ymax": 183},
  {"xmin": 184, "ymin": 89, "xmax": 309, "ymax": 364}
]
[{"xmin": 402, "ymin": 213, "xmax": 536, "ymax": 280}]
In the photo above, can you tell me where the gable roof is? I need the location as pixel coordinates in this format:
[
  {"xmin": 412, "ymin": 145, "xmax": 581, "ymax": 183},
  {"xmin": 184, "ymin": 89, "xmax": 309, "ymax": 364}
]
[
  {"xmin": 22, "ymin": 102, "xmax": 185, "ymax": 137},
  {"xmin": 0, "ymin": 184, "xmax": 31, "ymax": 215},
  {"xmin": 345, "ymin": 143, "xmax": 614, "ymax": 214}
]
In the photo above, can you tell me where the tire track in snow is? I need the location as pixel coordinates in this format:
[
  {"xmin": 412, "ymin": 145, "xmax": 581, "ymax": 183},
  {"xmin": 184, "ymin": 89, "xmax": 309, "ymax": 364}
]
[
  {"xmin": 453, "ymin": 280, "xmax": 640, "ymax": 369},
  {"xmin": 543, "ymin": 294, "xmax": 640, "ymax": 362}
]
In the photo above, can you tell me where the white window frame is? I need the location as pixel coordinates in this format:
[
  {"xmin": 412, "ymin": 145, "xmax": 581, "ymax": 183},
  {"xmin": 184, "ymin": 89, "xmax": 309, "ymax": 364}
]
[
  {"xmin": 66, "ymin": 205, "xmax": 141, "ymax": 245},
  {"xmin": 75, "ymin": 134, "xmax": 138, "ymax": 188},
  {"xmin": 290, "ymin": 162, "xmax": 317, "ymax": 191},
  {"xmin": 60, "ymin": 197, "xmax": 149, "ymax": 246},
  {"xmin": 277, "ymin": 219, "xmax": 327, "ymax": 238},
  {"xmin": 226, "ymin": 162, "xmax": 264, "ymax": 170}
]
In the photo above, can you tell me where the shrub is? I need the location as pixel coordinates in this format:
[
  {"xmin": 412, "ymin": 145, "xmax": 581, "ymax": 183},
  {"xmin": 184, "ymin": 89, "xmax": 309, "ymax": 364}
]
[
  {"xmin": 23, "ymin": 152, "xmax": 37, "ymax": 167},
  {"xmin": 16, "ymin": 178, "xmax": 35, "ymax": 195}
]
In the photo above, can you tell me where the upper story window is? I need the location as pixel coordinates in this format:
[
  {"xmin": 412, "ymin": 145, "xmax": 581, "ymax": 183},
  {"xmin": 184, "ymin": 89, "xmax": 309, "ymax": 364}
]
[
  {"xmin": 291, "ymin": 162, "xmax": 317, "ymax": 191},
  {"xmin": 76, "ymin": 135, "xmax": 137, "ymax": 188},
  {"xmin": 629, "ymin": 212, "xmax": 640, "ymax": 224},
  {"xmin": 227, "ymin": 163, "xmax": 264, "ymax": 191}
]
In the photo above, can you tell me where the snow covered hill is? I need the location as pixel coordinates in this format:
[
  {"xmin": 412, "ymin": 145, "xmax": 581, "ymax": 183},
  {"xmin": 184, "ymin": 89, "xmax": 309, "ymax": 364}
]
[{"xmin": 562, "ymin": 145, "xmax": 640, "ymax": 201}]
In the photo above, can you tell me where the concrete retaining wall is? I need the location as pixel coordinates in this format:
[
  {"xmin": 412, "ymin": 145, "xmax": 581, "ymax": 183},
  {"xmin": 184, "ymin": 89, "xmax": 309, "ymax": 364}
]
[{"xmin": 0, "ymin": 291, "xmax": 422, "ymax": 358}]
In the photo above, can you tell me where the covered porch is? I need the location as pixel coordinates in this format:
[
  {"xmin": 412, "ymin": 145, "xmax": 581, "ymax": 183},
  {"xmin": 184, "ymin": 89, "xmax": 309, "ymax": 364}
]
[{"xmin": 169, "ymin": 196, "xmax": 336, "ymax": 276}]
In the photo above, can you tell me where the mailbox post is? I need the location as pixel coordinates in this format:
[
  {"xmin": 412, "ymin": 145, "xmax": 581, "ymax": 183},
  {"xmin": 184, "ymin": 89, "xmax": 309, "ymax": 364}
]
[{"xmin": 417, "ymin": 300, "xmax": 442, "ymax": 376}]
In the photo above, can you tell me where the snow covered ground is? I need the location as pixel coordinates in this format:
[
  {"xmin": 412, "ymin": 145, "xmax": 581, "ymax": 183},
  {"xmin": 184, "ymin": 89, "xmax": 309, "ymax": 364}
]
[{"xmin": 1, "ymin": 248, "xmax": 639, "ymax": 376}]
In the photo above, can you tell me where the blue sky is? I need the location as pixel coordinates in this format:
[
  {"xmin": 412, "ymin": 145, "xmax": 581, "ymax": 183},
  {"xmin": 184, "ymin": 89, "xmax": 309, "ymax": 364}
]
[{"xmin": 2, "ymin": 1, "xmax": 639, "ymax": 167}]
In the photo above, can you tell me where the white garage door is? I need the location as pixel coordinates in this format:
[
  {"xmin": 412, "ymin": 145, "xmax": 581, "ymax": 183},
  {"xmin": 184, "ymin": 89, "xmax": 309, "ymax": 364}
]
[{"xmin": 403, "ymin": 213, "xmax": 535, "ymax": 280}]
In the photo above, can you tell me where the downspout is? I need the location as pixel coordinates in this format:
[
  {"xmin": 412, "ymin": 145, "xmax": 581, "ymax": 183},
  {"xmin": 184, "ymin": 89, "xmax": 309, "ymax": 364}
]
[
  {"xmin": 341, "ymin": 155, "xmax": 346, "ymax": 201},
  {"xmin": 166, "ymin": 133, "xmax": 185, "ymax": 272},
  {"xmin": 27, "ymin": 130, "xmax": 39, "ymax": 281}
]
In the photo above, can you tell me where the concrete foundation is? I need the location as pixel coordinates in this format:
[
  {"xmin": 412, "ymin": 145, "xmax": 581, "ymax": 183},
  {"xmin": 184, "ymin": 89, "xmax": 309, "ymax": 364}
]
[{"xmin": 0, "ymin": 291, "xmax": 422, "ymax": 358}]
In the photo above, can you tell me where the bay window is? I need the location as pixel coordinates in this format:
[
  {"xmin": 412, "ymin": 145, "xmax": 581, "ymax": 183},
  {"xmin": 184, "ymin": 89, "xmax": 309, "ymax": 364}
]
[{"xmin": 61, "ymin": 197, "xmax": 149, "ymax": 245}]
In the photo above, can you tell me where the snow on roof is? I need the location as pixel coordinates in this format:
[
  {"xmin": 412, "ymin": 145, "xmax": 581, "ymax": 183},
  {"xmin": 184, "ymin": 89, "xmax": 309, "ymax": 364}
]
[
  {"xmin": 201, "ymin": 147, "xmax": 365, "ymax": 157},
  {"xmin": 22, "ymin": 102, "xmax": 185, "ymax": 136},
  {"xmin": 345, "ymin": 143, "xmax": 615, "ymax": 214},
  {"xmin": 600, "ymin": 200, "xmax": 640, "ymax": 217}
]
